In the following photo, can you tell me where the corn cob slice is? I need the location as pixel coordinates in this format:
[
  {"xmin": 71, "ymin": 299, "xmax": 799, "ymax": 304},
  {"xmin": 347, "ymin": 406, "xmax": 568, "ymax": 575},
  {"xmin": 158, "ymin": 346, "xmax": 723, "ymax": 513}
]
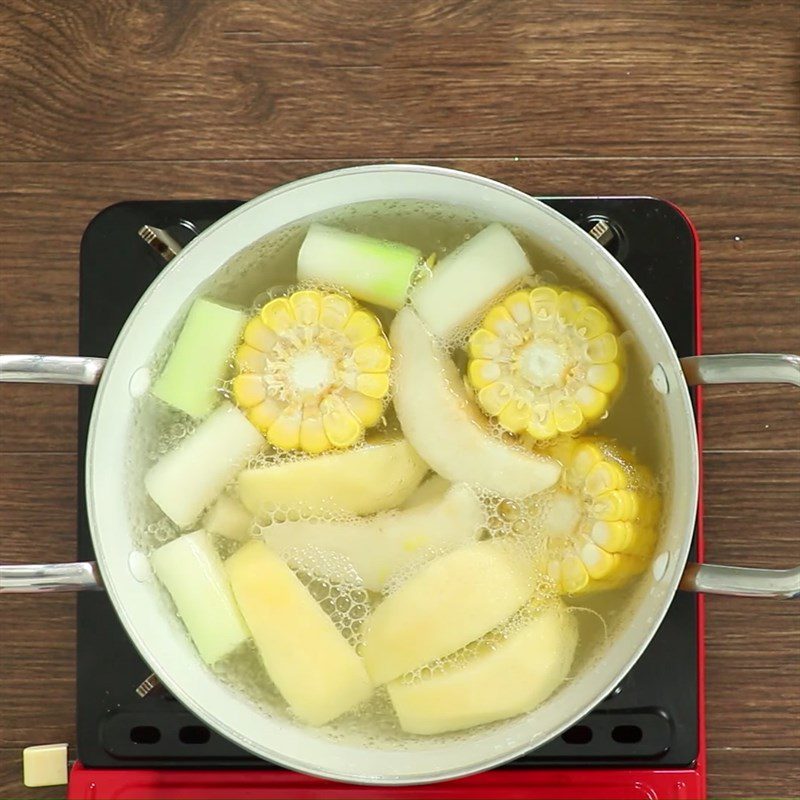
[
  {"xmin": 530, "ymin": 437, "xmax": 660, "ymax": 595},
  {"xmin": 467, "ymin": 287, "xmax": 623, "ymax": 441},
  {"xmin": 232, "ymin": 290, "xmax": 390, "ymax": 453}
]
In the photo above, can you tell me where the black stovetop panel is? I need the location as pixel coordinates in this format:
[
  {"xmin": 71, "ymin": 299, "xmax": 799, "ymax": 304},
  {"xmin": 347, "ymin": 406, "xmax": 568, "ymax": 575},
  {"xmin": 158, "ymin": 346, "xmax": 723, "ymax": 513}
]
[{"xmin": 77, "ymin": 197, "xmax": 699, "ymax": 769}]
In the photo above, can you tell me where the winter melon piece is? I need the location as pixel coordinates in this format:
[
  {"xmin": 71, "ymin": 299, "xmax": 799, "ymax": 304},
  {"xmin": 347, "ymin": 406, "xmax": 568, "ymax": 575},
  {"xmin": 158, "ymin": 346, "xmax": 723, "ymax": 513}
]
[
  {"xmin": 298, "ymin": 223, "xmax": 422, "ymax": 310},
  {"xmin": 150, "ymin": 529, "xmax": 249, "ymax": 664},
  {"xmin": 262, "ymin": 484, "xmax": 484, "ymax": 591},
  {"xmin": 410, "ymin": 223, "xmax": 532, "ymax": 339},
  {"xmin": 388, "ymin": 601, "xmax": 578, "ymax": 734},
  {"xmin": 146, "ymin": 403, "xmax": 264, "ymax": 528},
  {"xmin": 400, "ymin": 473, "xmax": 450, "ymax": 509},
  {"xmin": 151, "ymin": 298, "xmax": 246, "ymax": 418},
  {"xmin": 238, "ymin": 437, "xmax": 428, "ymax": 518},
  {"xmin": 225, "ymin": 541, "xmax": 373, "ymax": 726},
  {"xmin": 390, "ymin": 308, "xmax": 560, "ymax": 498},
  {"xmin": 360, "ymin": 539, "xmax": 533, "ymax": 684}
]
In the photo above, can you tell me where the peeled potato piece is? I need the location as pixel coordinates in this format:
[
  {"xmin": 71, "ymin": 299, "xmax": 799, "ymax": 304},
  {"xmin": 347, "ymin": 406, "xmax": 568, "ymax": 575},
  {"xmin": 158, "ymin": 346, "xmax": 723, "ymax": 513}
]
[
  {"xmin": 388, "ymin": 601, "xmax": 577, "ymax": 735},
  {"xmin": 238, "ymin": 437, "xmax": 428, "ymax": 518},
  {"xmin": 226, "ymin": 541, "xmax": 373, "ymax": 726},
  {"xmin": 390, "ymin": 308, "xmax": 560, "ymax": 497},
  {"xmin": 360, "ymin": 539, "xmax": 533, "ymax": 685},
  {"xmin": 262, "ymin": 484, "xmax": 484, "ymax": 591}
]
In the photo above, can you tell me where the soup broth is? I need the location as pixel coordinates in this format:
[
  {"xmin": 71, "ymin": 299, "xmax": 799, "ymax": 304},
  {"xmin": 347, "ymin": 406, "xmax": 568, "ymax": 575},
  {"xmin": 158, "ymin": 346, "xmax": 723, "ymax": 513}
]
[{"xmin": 129, "ymin": 199, "xmax": 668, "ymax": 748}]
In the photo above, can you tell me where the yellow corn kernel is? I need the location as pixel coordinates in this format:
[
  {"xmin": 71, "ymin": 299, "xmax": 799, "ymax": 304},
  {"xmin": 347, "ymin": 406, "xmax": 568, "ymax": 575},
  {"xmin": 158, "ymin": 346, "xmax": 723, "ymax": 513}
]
[
  {"xmin": 526, "ymin": 404, "xmax": 558, "ymax": 439},
  {"xmin": 477, "ymin": 382, "xmax": 513, "ymax": 416},
  {"xmin": 319, "ymin": 292, "xmax": 354, "ymax": 331},
  {"xmin": 584, "ymin": 460, "xmax": 628, "ymax": 497},
  {"xmin": 231, "ymin": 373, "xmax": 266, "ymax": 408},
  {"xmin": 579, "ymin": 541, "xmax": 619, "ymax": 580},
  {"xmin": 570, "ymin": 441, "xmax": 604, "ymax": 482},
  {"xmin": 468, "ymin": 328, "xmax": 504, "ymax": 360},
  {"xmin": 235, "ymin": 344, "xmax": 268, "ymax": 373},
  {"xmin": 497, "ymin": 398, "xmax": 532, "ymax": 434},
  {"xmin": 586, "ymin": 332, "xmax": 618, "ymax": 364},
  {"xmin": 356, "ymin": 372, "xmax": 390, "ymax": 399},
  {"xmin": 575, "ymin": 385, "xmax": 608, "ymax": 420},
  {"xmin": 248, "ymin": 397, "xmax": 285, "ymax": 431},
  {"xmin": 557, "ymin": 290, "xmax": 588, "ymax": 324},
  {"xmin": 574, "ymin": 305, "xmax": 610, "ymax": 339},
  {"xmin": 503, "ymin": 290, "xmax": 532, "ymax": 325},
  {"xmin": 352, "ymin": 339, "xmax": 391, "ymax": 372},
  {"xmin": 267, "ymin": 406, "xmax": 302, "ymax": 450},
  {"xmin": 561, "ymin": 554, "xmax": 590, "ymax": 593},
  {"xmin": 243, "ymin": 317, "xmax": 278, "ymax": 353},
  {"xmin": 467, "ymin": 359, "xmax": 502, "ymax": 389},
  {"xmin": 587, "ymin": 363, "xmax": 620, "ymax": 393},
  {"xmin": 260, "ymin": 297, "xmax": 295, "ymax": 333},
  {"xmin": 289, "ymin": 290, "xmax": 322, "ymax": 326},
  {"xmin": 594, "ymin": 489, "xmax": 640, "ymax": 521},
  {"xmin": 482, "ymin": 306, "xmax": 519, "ymax": 340},
  {"xmin": 553, "ymin": 398, "xmax": 583, "ymax": 433},
  {"xmin": 590, "ymin": 520, "xmax": 635, "ymax": 553},
  {"xmin": 529, "ymin": 286, "xmax": 559, "ymax": 320},
  {"xmin": 344, "ymin": 310, "xmax": 381, "ymax": 345},
  {"xmin": 341, "ymin": 389, "xmax": 383, "ymax": 427},
  {"xmin": 321, "ymin": 395, "xmax": 362, "ymax": 448},
  {"xmin": 299, "ymin": 409, "xmax": 330, "ymax": 455}
]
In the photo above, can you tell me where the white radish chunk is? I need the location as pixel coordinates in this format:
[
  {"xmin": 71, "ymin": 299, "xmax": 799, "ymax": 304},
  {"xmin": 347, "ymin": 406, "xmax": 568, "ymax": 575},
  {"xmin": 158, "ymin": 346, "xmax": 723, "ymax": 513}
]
[
  {"xmin": 225, "ymin": 541, "xmax": 373, "ymax": 726},
  {"xmin": 151, "ymin": 298, "xmax": 246, "ymax": 418},
  {"xmin": 298, "ymin": 223, "xmax": 423, "ymax": 310},
  {"xmin": 238, "ymin": 437, "xmax": 428, "ymax": 518},
  {"xmin": 203, "ymin": 493, "xmax": 254, "ymax": 542},
  {"xmin": 390, "ymin": 308, "xmax": 561, "ymax": 497},
  {"xmin": 150, "ymin": 529, "xmax": 249, "ymax": 664},
  {"xmin": 388, "ymin": 601, "xmax": 578, "ymax": 734},
  {"xmin": 360, "ymin": 539, "xmax": 533, "ymax": 685},
  {"xmin": 400, "ymin": 473, "xmax": 450, "ymax": 509},
  {"xmin": 146, "ymin": 403, "xmax": 264, "ymax": 528},
  {"xmin": 262, "ymin": 484, "xmax": 484, "ymax": 591},
  {"xmin": 410, "ymin": 223, "xmax": 532, "ymax": 339}
]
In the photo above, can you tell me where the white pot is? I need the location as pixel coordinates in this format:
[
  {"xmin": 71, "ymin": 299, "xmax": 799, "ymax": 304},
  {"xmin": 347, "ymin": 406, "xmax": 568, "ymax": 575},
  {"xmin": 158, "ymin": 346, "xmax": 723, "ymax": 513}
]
[{"xmin": 2, "ymin": 165, "xmax": 798, "ymax": 785}]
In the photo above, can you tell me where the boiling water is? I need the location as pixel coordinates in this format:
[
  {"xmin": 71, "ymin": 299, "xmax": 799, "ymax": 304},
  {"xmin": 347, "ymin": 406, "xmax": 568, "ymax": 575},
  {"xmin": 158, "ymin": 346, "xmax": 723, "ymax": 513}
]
[{"xmin": 129, "ymin": 199, "xmax": 670, "ymax": 748}]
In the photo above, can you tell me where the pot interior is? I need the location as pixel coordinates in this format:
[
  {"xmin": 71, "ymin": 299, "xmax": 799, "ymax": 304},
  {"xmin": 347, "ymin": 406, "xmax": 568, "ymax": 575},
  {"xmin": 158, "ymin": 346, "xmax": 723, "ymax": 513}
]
[{"xmin": 87, "ymin": 166, "xmax": 699, "ymax": 783}]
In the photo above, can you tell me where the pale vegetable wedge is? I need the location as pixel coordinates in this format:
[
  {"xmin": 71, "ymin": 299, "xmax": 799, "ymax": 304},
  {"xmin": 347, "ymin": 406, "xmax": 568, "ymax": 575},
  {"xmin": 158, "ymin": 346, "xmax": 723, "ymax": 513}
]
[
  {"xmin": 146, "ymin": 403, "xmax": 264, "ymax": 528},
  {"xmin": 390, "ymin": 308, "xmax": 561, "ymax": 497},
  {"xmin": 238, "ymin": 437, "xmax": 428, "ymax": 518},
  {"xmin": 150, "ymin": 529, "xmax": 249, "ymax": 664},
  {"xmin": 298, "ymin": 223, "xmax": 422, "ymax": 310},
  {"xmin": 388, "ymin": 602, "xmax": 577, "ymax": 734},
  {"xmin": 226, "ymin": 541, "xmax": 373, "ymax": 726},
  {"xmin": 360, "ymin": 539, "xmax": 533, "ymax": 684},
  {"xmin": 410, "ymin": 223, "xmax": 532, "ymax": 339},
  {"xmin": 262, "ymin": 484, "xmax": 484, "ymax": 591},
  {"xmin": 151, "ymin": 298, "xmax": 246, "ymax": 418},
  {"xmin": 203, "ymin": 493, "xmax": 254, "ymax": 542},
  {"xmin": 400, "ymin": 473, "xmax": 450, "ymax": 510}
]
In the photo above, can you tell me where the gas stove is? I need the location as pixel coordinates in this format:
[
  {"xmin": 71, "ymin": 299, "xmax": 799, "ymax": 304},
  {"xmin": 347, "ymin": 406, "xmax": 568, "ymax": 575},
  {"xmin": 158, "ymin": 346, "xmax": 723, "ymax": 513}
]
[{"xmin": 69, "ymin": 196, "xmax": 705, "ymax": 799}]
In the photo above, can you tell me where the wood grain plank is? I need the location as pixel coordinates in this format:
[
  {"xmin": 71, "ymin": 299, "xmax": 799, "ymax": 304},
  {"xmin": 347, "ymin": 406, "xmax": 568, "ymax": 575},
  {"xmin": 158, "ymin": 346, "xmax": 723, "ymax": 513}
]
[
  {"xmin": 706, "ymin": 748, "xmax": 800, "ymax": 799},
  {"xmin": 0, "ymin": 749, "xmax": 66, "ymax": 800},
  {"xmin": 0, "ymin": 0, "xmax": 798, "ymax": 161},
  {"xmin": 1, "ymin": 157, "xmax": 798, "ymax": 454}
]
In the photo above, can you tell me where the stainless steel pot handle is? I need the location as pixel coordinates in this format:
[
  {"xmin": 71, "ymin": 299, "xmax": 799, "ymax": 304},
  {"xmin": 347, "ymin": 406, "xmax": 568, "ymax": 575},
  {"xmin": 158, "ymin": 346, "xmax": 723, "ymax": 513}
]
[
  {"xmin": 679, "ymin": 353, "xmax": 800, "ymax": 599},
  {"xmin": 0, "ymin": 354, "xmax": 106, "ymax": 384},
  {"xmin": 0, "ymin": 354, "xmax": 105, "ymax": 593}
]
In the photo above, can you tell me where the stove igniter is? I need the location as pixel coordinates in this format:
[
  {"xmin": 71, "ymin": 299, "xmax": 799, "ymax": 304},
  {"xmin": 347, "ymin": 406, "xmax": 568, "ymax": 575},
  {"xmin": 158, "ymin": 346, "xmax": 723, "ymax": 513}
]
[{"xmin": 138, "ymin": 225, "xmax": 183, "ymax": 263}]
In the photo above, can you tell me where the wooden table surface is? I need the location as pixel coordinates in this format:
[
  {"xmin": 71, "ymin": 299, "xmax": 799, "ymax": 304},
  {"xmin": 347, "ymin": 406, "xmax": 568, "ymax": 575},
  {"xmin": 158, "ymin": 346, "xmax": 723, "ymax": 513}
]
[{"xmin": 1, "ymin": 1, "xmax": 798, "ymax": 798}]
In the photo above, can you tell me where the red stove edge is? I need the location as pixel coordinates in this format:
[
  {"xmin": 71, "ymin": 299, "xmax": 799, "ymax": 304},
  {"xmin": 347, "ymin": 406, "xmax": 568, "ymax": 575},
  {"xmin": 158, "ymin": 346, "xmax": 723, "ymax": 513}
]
[{"xmin": 67, "ymin": 202, "xmax": 706, "ymax": 800}]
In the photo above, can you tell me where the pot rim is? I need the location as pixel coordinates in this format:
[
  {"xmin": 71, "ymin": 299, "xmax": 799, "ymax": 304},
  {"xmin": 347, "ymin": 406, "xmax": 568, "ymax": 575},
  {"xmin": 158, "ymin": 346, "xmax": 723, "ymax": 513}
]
[{"xmin": 86, "ymin": 164, "xmax": 699, "ymax": 784}]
